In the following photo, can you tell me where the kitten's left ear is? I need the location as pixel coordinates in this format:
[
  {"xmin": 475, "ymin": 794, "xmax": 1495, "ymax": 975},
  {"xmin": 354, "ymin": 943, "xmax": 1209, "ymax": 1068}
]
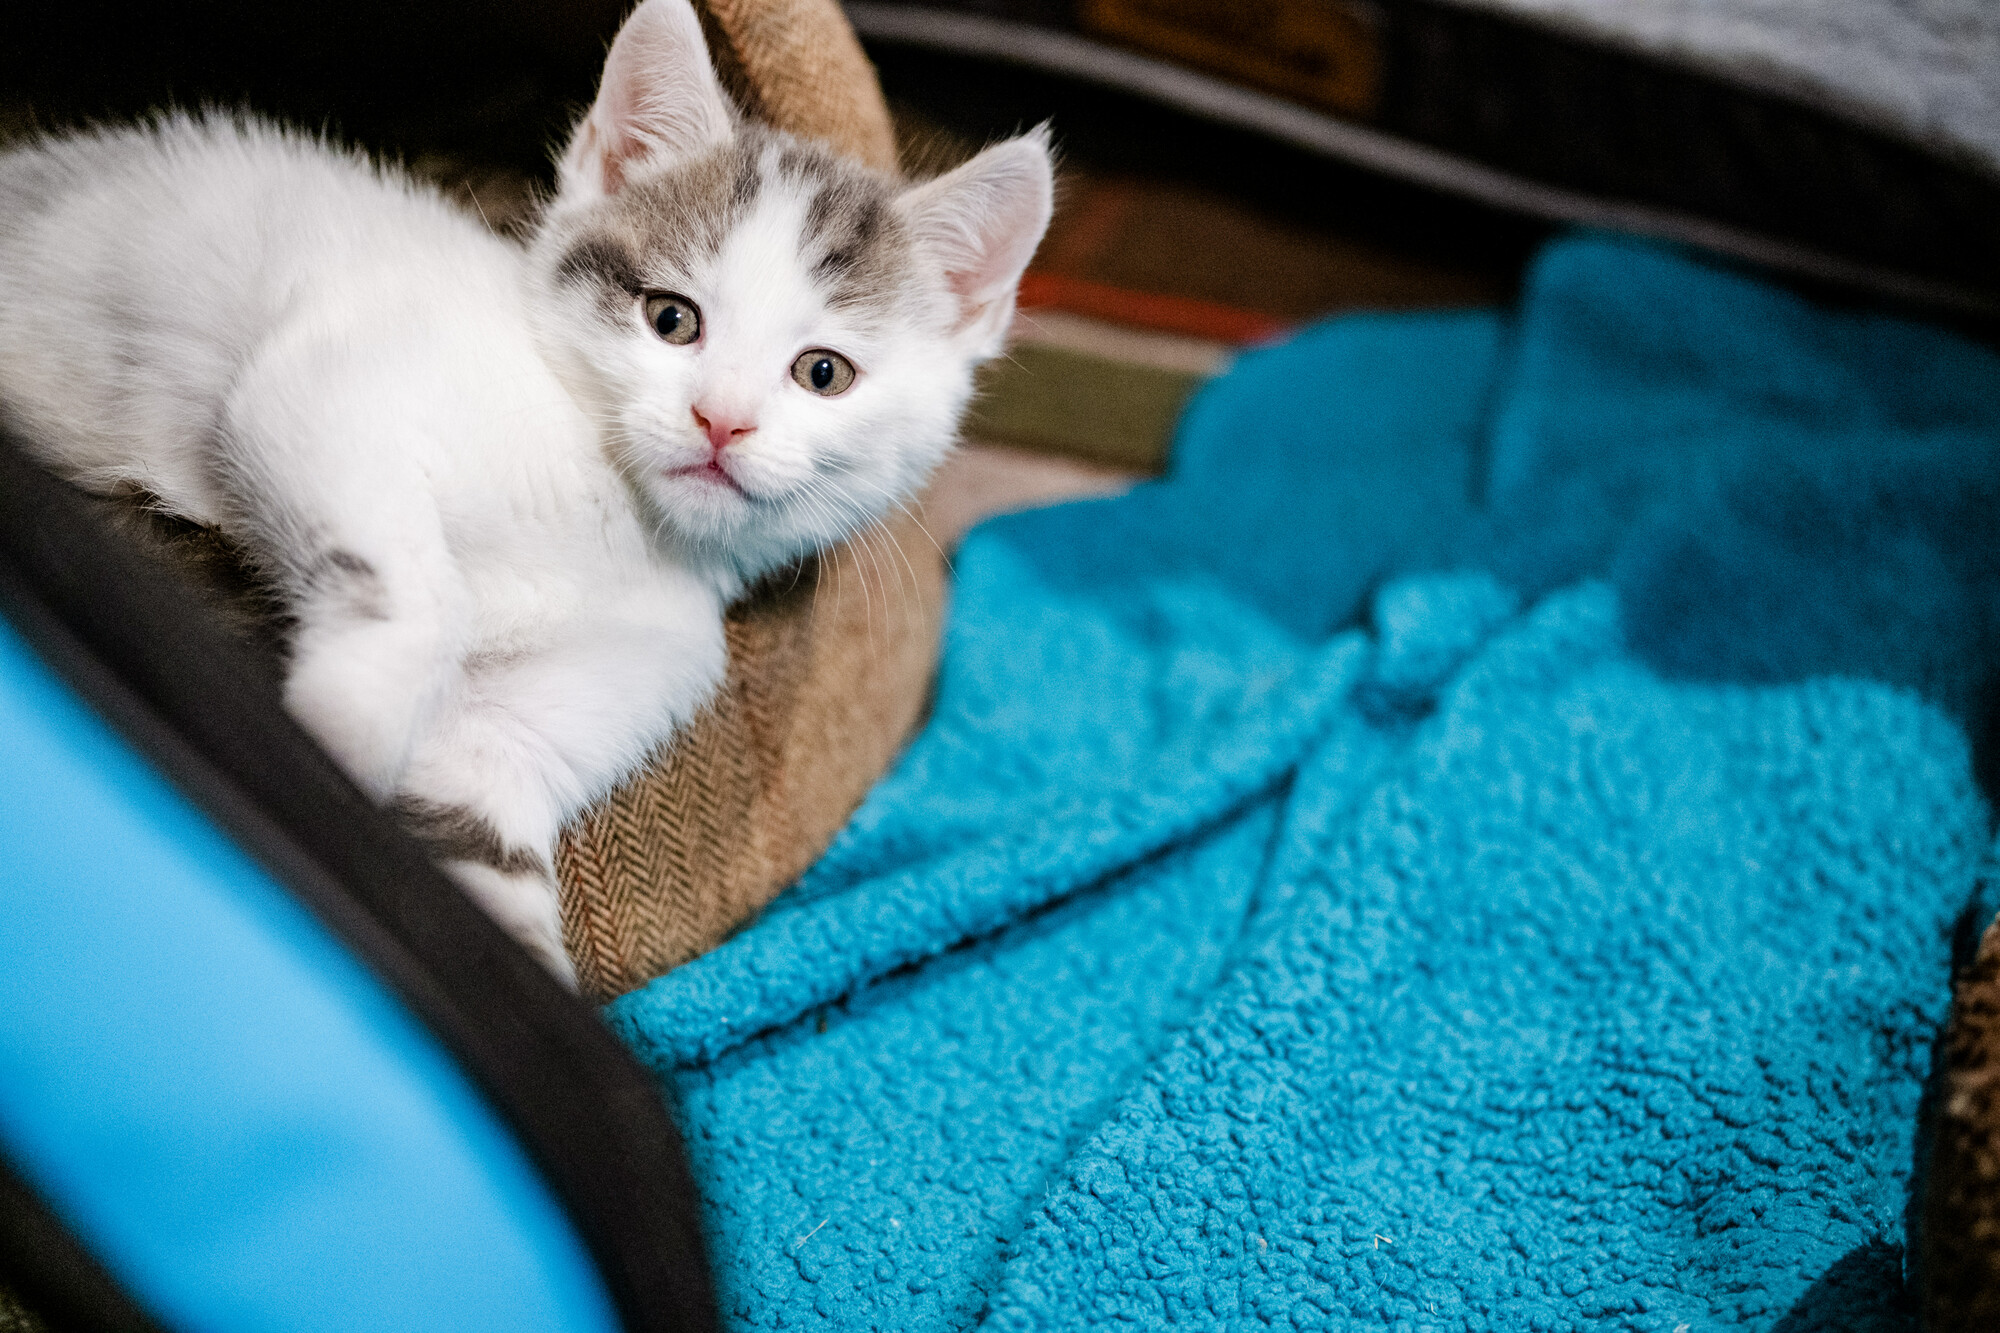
[
  {"xmin": 897, "ymin": 127, "xmax": 1055, "ymax": 358},
  {"xmin": 558, "ymin": 0, "xmax": 735, "ymax": 201}
]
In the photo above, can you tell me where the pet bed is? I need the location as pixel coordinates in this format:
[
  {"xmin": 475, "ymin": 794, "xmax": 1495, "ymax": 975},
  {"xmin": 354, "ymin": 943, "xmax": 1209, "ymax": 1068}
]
[
  {"xmin": 609, "ymin": 230, "xmax": 2000, "ymax": 1332},
  {"xmin": 9, "ymin": 0, "xmax": 2000, "ymax": 1328}
]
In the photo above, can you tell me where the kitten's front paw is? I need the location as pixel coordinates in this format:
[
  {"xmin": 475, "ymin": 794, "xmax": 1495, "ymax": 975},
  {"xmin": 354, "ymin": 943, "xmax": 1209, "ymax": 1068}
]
[
  {"xmin": 440, "ymin": 860, "xmax": 579, "ymax": 990},
  {"xmin": 283, "ymin": 600, "xmax": 457, "ymax": 800},
  {"xmin": 284, "ymin": 662, "xmax": 406, "ymax": 800}
]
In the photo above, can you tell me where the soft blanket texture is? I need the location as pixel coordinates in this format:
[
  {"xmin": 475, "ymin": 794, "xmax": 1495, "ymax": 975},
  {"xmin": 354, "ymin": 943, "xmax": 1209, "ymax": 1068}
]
[{"xmin": 608, "ymin": 234, "xmax": 2000, "ymax": 1330}]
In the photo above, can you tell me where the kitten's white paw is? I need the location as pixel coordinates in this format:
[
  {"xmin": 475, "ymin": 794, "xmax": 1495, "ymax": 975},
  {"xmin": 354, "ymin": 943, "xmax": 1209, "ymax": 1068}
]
[
  {"xmin": 285, "ymin": 645, "xmax": 421, "ymax": 799},
  {"xmin": 284, "ymin": 587, "xmax": 458, "ymax": 799},
  {"xmin": 441, "ymin": 860, "xmax": 579, "ymax": 990}
]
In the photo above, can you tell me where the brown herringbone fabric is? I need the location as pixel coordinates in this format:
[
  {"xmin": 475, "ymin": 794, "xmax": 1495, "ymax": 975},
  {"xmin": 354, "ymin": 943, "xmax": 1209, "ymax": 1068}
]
[
  {"xmin": 1918, "ymin": 917, "xmax": 2000, "ymax": 1328},
  {"xmin": 556, "ymin": 499, "xmax": 944, "ymax": 998},
  {"xmin": 694, "ymin": 0, "xmax": 900, "ymax": 175},
  {"xmin": 551, "ymin": 0, "xmax": 928, "ymax": 999}
]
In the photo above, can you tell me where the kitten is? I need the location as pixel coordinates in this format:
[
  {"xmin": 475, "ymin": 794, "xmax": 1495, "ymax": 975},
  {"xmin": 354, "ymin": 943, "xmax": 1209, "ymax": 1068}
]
[{"xmin": 0, "ymin": 0, "xmax": 1054, "ymax": 984}]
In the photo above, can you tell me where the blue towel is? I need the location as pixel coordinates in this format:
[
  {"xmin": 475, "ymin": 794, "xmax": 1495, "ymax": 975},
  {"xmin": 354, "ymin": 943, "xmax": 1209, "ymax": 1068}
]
[{"xmin": 608, "ymin": 235, "xmax": 2000, "ymax": 1331}]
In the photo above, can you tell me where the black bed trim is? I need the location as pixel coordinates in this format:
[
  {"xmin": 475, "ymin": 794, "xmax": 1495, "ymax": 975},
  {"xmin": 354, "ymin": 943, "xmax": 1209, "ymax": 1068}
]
[
  {"xmin": 847, "ymin": 0, "xmax": 2000, "ymax": 319},
  {"xmin": 0, "ymin": 432, "xmax": 717, "ymax": 1332},
  {"xmin": 0, "ymin": 1155, "xmax": 166, "ymax": 1333}
]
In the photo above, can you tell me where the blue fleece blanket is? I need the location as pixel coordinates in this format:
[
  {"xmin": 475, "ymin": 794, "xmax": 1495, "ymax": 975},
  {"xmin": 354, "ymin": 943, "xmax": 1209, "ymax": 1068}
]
[{"xmin": 608, "ymin": 235, "xmax": 2000, "ymax": 1331}]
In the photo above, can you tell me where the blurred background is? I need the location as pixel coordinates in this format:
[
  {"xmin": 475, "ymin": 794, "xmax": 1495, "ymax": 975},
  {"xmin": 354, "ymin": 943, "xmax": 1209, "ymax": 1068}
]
[{"xmin": 5, "ymin": 0, "xmax": 1994, "ymax": 495}]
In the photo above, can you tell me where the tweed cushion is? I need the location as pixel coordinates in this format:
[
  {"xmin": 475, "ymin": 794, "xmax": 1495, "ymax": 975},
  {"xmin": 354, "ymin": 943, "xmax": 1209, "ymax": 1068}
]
[{"xmin": 550, "ymin": 0, "xmax": 939, "ymax": 998}]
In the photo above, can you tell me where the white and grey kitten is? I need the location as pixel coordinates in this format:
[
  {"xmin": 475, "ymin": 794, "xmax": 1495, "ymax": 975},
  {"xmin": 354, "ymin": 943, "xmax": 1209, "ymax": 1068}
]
[{"xmin": 0, "ymin": 0, "xmax": 1054, "ymax": 982}]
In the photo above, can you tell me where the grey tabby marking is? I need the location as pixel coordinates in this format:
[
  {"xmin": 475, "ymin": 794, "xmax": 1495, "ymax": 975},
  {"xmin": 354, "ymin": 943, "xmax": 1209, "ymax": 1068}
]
[
  {"xmin": 392, "ymin": 795, "xmax": 547, "ymax": 876},
  {"xmin": 552, "ymin": 124, "xmax": 909, "ymax": 327},
  {"xmin": 556, "ymin": 235, "xmax": 644, "ymax": 301},
  {"xmin": 803, "ymin": 178, "xmax": 896, "ymax": 311}
]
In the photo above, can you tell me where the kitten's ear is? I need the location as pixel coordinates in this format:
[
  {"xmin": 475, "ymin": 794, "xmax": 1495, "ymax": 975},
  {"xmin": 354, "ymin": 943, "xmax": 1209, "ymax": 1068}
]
[
  {"xmin": 897, "ymin": 127, "xmax": 1055, "ymax": 357},
  {"xmin": 558, "ymin": 0, "xmax": 734, "ymax": 200}
]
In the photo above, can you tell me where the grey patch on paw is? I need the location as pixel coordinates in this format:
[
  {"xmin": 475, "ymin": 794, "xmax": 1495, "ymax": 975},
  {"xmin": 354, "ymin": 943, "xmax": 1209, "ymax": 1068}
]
[
  {"xmin": 313, "ymin": 548, "xmax": 389, "ymax": 621},
  {"xmin": 391, "ymin": 796, "xmax": 545, "ymax": 876}
]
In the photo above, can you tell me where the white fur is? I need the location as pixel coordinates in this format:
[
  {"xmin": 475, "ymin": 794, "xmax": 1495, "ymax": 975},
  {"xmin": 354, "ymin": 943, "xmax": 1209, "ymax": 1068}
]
[{"xmin": 0, "ymin": 0, "xmax": 1054, "ymax": 984}]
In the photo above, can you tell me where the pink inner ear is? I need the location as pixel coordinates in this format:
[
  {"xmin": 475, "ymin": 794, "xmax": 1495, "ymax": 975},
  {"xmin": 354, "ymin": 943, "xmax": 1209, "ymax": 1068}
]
[
  {"xmin": 901, "ymin": 133, "xmax": 1054, "ymax": 337},
  {"xmin": 570, "ymin": 118, "xmax": 621, "ymax": 195},
  {"xmin": 944, "ymin": 215, "xmax": 1045, "ymax": 336},
  {"xmin": 580, "ymin": 53, "xmax": 662, "ymax": 198},
  {"xmin": 948, "ymin": 265, "xmax": 987, "ymax": 306},
  {"xmin": 589, "ymin": 104, "xmax": 640, "ymax": 197},
  {"xmin": 954, "ymin": 275, "xmax": 1019, "ymax": 338},
  {"xmin": 561, "ymin": 0, "xmax": 734, "ymax": 200}
]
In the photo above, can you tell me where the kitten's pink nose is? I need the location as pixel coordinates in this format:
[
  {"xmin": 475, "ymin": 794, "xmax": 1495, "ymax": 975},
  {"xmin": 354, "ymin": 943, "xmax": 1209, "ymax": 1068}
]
[{"xmin": 691, "ymin": 405, "xmax": 756, "ymax": 454}]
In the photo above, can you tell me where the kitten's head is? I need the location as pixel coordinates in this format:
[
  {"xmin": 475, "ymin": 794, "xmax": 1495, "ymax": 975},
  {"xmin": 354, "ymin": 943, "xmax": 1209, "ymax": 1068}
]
[{"xmin": 530, "ymin": 0, "xmax": 1052, "ymax": 586}]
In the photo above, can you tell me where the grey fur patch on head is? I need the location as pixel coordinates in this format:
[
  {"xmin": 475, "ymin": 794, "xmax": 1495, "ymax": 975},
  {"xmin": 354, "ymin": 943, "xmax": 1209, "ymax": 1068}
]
[
  {"xmin": 769, "ymin": 129, "xmax": 910, "ymax": 317},
  {"xmin": 556, "ymin": 234, "xmax": 643, "ymax": 294},
  {"xmin": 800, "ymin": 173, "xmax": 898, "ymax": 312},
  {"xmin": 392, "ymin": 796, "xmax": 546, "ymax": 877},
  {"xmin": 555, "ymin": 234, "xmax": 646, "ymax": 323},
  {"xmin": 545, "ymin": 124, "xmax": 913, "ymax": 325}
]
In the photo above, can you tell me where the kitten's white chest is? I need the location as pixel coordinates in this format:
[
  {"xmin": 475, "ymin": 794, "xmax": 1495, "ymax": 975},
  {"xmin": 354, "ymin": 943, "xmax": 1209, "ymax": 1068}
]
[
  {"xmin": 459, "ymin": 461, "xmax": 723, "ymax": 660},
  {"xmin": 441, "ymin": 403, "xmax": 729, "ymax": 785}
]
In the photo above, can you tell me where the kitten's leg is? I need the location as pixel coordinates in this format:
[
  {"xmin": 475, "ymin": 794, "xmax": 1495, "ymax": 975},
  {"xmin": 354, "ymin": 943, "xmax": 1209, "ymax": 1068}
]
[
  {"xmin": 212, "ymin": 349, "xmax": 595, "ymax": 983},
  {"xmin": 390, "ymin": 795, "xmax": 576, "ymax": 986},
  {"xmin": 280, "ymin": 538, "xmax": 469, "ymax": 799},
  {"xmin": 391, "ymin": 594, "xmax": 728, "ymax": 989},
  {"xmin": 263, "ymin": 519, "xmax": 578, "ymax": 983},
  {"xmin": 215, "ymin": 367, "xmax": 471, "ymax": 799},
  {"xmin": 391, "ymin": 708, "xmax": 580, "ymax": 988},
  {"xmin": 275, "ymin": 528, "xmax": 575, "ymax": 983}
]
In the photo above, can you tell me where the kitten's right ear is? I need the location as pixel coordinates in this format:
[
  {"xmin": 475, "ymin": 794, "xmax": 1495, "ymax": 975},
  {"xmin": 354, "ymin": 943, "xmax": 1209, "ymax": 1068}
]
[
  {"xmin": 897, "ymin": 127, "xmax": 1056, "ymax": 360},
  {"xmin": 558, "ymin": 0, "xmax": 735, "ymax": 201}
]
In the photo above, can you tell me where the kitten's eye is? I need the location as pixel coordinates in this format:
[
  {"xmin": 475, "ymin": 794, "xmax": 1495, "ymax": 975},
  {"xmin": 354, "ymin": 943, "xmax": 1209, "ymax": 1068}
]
[
  {"xmin": 792, "ymin": 349, "xmax": 856, "ymax": 396},
  {"xmin": 644, "ymin": 293, "xmax": 700, "ymax": 345}
]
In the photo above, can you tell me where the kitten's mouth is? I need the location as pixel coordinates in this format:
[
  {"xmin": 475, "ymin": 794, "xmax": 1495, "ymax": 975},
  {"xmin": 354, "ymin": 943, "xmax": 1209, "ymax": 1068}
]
[{"xmin": 667, "ymin": 460, "xmax": 749, "ymax": 499}]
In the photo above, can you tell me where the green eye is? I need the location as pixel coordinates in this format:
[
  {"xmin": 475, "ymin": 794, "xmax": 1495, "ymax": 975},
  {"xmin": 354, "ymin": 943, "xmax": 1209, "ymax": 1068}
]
[
  {"xmin": 792, "ymin": 348, "xmax": 855, "ymax": 396},
  {"xmin": 643, "ymin": 293, "xmax": 700, "ymax": 345}
]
